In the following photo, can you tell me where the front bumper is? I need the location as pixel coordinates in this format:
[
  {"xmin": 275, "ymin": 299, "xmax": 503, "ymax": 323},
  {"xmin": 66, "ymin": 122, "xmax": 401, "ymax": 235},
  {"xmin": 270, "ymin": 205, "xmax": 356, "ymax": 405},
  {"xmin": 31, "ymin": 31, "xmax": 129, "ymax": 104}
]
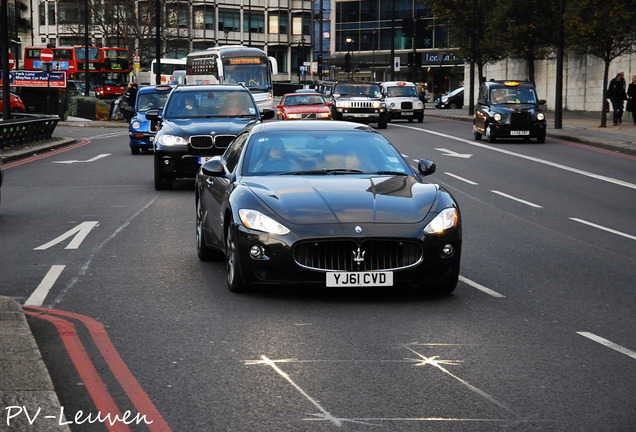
[
  {"xmin": 233, "ymin": 223, "xmax": 461, "ymax": 288},
  {"xmin": 129, "ymin": 132, "xmax": 156, "ymax": 148},
  {"xmin": 485, "ymin": 122, "xmax": 546, "ymax": 139},
  {"xmin": 155, "ymin": 149, "xmax": 224, "ymax": 179},
  {"xmin": 388, "ymin": 109, "xmax": 424, "ymax": 120}
]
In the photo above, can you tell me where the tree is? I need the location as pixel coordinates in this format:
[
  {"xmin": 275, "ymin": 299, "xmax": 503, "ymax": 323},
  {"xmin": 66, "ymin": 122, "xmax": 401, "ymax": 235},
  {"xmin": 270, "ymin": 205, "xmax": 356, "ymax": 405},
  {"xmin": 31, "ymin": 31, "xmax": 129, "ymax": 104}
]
[
  {"xmin": 493, "ymin": 0, "xmax": 560, "ymax": 84},
  {"xmin": 565, "ymin": 1, "xmax": 636, "ymax": 127},
  {"xmin": 428, "ymin": 0, "xmax": 503, "ymax": 85}
]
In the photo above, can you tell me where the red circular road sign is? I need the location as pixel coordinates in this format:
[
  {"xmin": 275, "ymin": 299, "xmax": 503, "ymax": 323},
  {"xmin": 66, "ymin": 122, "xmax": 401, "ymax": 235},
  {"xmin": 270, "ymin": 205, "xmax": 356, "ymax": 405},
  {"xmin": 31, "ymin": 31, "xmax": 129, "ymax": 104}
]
[
  {"xmin": 8, "ymin": 53, "xmax": 15, "ymax": 69},
  {"xmin": 40, "ymin": 48, "xmax": 54, "ymax": 63}
]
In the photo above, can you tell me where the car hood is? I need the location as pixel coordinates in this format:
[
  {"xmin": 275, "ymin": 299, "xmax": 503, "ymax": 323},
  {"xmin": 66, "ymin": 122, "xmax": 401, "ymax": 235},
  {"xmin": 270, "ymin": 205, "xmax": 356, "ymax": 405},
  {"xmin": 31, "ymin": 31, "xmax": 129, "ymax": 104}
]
[
  {"xmin": 162, "ymin": 117, "xmax": 258, "ymax": 136},
  {"xmin": 244, "ymin": 175, "xmax": 438, "ymax": 224}
]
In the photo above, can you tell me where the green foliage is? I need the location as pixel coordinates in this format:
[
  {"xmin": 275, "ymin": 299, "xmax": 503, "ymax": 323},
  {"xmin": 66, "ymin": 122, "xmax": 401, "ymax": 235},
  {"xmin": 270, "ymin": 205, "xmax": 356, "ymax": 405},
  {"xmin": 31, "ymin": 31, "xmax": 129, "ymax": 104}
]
[{"xmin": 565, "ymin": 1, "xmax": 636, "ymax": 62}]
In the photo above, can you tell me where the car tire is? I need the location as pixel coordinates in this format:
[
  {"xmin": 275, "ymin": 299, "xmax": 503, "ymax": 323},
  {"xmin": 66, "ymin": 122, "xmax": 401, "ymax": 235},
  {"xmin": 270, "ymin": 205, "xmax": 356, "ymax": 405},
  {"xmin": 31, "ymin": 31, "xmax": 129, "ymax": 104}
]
[
  {"xmin": 154, "ymin": 157, "xmax": 172, "ymax": 190},
  {"xmin": 536, "ymin": 135, "xmax": 546, "ymax": 143},
  {"xmin": 196, "ymin": 198, "xmax": 219, "ymax": 261},
  {"xmin": 474, "ymin": 131, "xmax": 482, "ymax": 141},
  {"xmin": 418, "ymin": 114, "xmax": 424, "ymax": 123},
  {"xmin": 226, "ymin": 224, "xmax": 248, "ymax": 293},
  {"xmin": 377, "ymin": 114, "xmax": 388, "ymax": 129},
  {"xmin": 433, "ymin": 261, "xmax": 460, "ymax": 295},
  {"xmin": 332, "ymin": 110, "xmax": 342, "ymax": 121},
  {"xmin": 449, "ymin": 102, "xmax": 458, "ymax": 109}
]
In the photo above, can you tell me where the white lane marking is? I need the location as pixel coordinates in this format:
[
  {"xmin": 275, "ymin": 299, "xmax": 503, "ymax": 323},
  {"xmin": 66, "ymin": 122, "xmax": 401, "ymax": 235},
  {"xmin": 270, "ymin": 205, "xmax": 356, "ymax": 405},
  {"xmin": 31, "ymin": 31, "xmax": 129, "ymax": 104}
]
[
  {"xmin": 491, "ymin": 190, "xmax": 543, "ymax": 208},
  {"xmin": 444, "ymin": 172, "xmax": 478, "ymax": 185},
  {"xmin": 86, "ymin": 132, "xmax": 128, "ymax": 140},
  {"xmin": 53, "ymin": 154, "xmax": 111, "ymax": 164},
  {"xmin": 246, "ymin": 356, "xmax": 345, "ymax": 426},
  {"xmin": 459, "ymin": 276, "xmax": 505, "ymax": 297},
  {"xmin": 34, "ymin": 221, "xmax": 99, "ymax": 250},
  {"xmin": 25, "ymin": 265, "xmax": 66, "ymax": 306},
  {"xmin": 404, "ymin": 346, "xmax": 517, "ymax": 415},
  {"xmin": 435, "ymin": 148, "xmax": 473, "ymax": 158},
  {"xmin": 393, "ymin": 124, "xmax": 636, "ymax": 190},
  {"xmin": 577, "ymin": 332, "xmax": 636, "ymax": 360},
  {"xmin": 570, "ymin": 218, "xmax": 636, "ymax": 241}
]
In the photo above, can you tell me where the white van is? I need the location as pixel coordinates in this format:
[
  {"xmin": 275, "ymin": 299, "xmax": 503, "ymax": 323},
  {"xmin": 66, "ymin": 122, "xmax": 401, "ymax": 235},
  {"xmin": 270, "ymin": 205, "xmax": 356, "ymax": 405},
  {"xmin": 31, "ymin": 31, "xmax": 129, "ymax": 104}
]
[{"xmin": 381, "ymin": 81, "xmax": 424, "ymax": 123}]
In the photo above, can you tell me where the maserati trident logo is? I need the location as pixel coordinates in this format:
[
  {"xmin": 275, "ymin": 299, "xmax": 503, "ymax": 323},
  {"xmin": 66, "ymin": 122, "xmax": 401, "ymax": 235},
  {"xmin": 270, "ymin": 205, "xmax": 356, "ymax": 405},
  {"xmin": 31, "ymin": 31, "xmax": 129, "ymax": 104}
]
[{"xmin": 352, "ymin": 247, "xmax": 366, "ymax": 266}]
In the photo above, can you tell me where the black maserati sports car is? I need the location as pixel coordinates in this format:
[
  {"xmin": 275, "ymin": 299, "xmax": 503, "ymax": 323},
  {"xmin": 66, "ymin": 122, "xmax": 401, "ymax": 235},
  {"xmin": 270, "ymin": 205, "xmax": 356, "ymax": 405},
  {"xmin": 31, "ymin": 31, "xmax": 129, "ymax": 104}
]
[{"xmin": 195, "ymin": 120, "xmax": 462, "ymax": 294}]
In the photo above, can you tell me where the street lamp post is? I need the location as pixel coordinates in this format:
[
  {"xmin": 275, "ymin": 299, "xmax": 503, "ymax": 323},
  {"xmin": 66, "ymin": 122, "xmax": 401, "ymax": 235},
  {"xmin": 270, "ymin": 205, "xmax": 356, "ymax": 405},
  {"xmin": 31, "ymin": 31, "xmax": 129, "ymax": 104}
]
[
  {"xmin": 345, "ymin": 37, "xmax": 353, "ymax": 79},
  {"xmin": 225, "ymin": 29, "xmax": 230, "ymax": 45}
]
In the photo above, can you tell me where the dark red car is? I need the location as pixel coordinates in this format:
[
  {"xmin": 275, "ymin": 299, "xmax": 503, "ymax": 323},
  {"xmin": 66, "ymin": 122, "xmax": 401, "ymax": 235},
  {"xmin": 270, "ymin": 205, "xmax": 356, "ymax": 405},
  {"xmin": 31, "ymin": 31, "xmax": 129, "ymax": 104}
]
[
  {"xmin": 0, "ymin": 93, "xmax": 26, "ymax": 114},
  {"xmin": 276, "ymin": 93, "xmax": 331, "ymax": 120}
]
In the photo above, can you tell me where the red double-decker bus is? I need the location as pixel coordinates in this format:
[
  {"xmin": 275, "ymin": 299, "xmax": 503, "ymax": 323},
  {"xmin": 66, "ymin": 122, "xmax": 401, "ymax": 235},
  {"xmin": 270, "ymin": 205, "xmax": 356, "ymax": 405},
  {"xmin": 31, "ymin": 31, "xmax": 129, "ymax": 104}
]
[
  {"xmin": 99, "ymin": 47, "xmax": 130, "ymax": 98},
  {"xmin": 23, "ymin": 46, "xmax": 130, "ymax": 98}
]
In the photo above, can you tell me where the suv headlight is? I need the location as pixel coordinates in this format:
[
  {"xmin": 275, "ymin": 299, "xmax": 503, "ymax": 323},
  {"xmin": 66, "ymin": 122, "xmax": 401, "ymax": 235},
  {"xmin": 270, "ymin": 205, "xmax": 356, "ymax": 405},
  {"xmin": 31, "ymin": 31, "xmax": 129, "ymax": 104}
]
[
  {"xmin": 336, "ymin": 101, "xmax": 351, "ymax": 108},
  {"xmin": 372, "ymin": 101, "xmax": 381, "ymax": 108},
  {"xmin": 158, "ymin": 134, "xmax": 187, "ymax": 146}
]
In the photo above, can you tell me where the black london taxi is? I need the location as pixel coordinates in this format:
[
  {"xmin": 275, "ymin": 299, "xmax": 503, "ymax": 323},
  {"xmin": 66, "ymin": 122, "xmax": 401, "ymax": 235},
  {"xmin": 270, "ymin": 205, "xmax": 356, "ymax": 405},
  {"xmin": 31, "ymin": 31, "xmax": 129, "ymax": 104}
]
[{"xmin": 473, "ymin": 80, "xmax": 546, "ymax": 143}]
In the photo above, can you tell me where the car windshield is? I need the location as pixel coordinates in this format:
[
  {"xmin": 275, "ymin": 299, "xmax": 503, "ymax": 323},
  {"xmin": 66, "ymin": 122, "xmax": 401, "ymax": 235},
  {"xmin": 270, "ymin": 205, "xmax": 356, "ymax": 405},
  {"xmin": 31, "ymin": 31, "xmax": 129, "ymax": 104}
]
[
  {"xmin": 387, "ymin": 86, "xmax": 418, "ymax": 98},
  {"xmin": 490, "ymin": 87, "xmax": 538, "ymax": 104},
  {"xmin": 137, "ymin": 92, "xmax": 171, "ymax": 112},
  {"xmin": 334, "ymin": 84, "xmax": 382, "ymax": 98},
  {"xmin": 243, "ymin": 130, "xmax": 410, "ymax": 175},
  {"xmin": 284, "ymin": 95, "xmax": 326, "ymax": 106},
  {"xmin": 164, "ymin": 90, "xmax": 258, "ymax": 119}
]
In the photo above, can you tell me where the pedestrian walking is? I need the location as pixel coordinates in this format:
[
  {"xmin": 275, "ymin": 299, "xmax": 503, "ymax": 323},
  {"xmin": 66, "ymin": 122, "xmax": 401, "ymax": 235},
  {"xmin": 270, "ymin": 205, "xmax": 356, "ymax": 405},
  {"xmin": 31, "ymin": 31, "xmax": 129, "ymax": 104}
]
[
  {"xmin": 607, "ymin": 72, "xmax": 627, "ymax": 126},
  {"xmin": 627, "ymin": 75, "xmax": 636, "ymax": 125},
  {"xmin": 124, "ymin": 82, "xmax": 138, "ymax": 108}
]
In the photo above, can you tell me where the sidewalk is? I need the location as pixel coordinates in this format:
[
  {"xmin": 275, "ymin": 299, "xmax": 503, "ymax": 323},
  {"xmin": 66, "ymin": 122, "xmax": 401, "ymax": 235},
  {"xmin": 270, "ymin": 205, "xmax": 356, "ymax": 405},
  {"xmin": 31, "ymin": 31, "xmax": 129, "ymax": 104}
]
[{"xmin": 0, "ymin": 108, "xmax": 634, "ymax": 429}]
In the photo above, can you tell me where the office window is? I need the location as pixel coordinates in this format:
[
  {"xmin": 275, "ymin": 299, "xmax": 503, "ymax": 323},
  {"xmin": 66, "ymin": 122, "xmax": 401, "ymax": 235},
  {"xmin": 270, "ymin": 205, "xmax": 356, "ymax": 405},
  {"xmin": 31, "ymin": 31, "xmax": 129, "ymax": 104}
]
[
  {"xmin": 219, "ymin": 10, "xmax": 240, "ymax": 32},
  {"xmin": 168, "ymin": 4, "xmax": 188, "ymax": 28},
  {"xmin": 193, "ymin": 7, "xmax": 214, "ymax": 30},
  {"xmin": 244, "ymin": 12, "xmax": 264, "ymax": 33}
]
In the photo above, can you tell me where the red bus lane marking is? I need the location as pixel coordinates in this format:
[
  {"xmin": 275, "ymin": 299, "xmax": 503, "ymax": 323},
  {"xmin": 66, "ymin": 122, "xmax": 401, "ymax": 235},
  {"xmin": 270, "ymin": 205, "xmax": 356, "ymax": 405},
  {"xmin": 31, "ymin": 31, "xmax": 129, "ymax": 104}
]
[
  {"xmin": 4, "ymin": 139, "xmax": 91, "ymax": 169},
  {"xmin": 24, "ymin": 306, "xmax": 172, "ymax": 431},
  {"xmin": 23, "ymin": 309, "xmax": 131, "ymax": 432}
]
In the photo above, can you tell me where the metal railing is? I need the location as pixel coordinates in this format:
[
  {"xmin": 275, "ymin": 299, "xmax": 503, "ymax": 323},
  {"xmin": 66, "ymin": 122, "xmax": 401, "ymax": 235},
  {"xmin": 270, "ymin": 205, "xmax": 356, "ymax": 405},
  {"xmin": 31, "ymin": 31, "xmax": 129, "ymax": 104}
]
[{"xmin": 0, "ymin": 114, "xmax": 59, "ymax": 148}]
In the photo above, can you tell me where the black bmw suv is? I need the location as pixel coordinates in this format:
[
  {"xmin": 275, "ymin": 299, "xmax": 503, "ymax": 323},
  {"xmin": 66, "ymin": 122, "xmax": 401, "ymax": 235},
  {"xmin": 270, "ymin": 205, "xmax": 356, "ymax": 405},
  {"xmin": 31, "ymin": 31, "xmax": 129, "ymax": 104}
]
[
  {"xmin": 148, "ymin": 84, "xmax": 274, "ymax": 190},
  {"xmin": 473, "ymin": 80, "xmax": 546, "ymax": 143}
]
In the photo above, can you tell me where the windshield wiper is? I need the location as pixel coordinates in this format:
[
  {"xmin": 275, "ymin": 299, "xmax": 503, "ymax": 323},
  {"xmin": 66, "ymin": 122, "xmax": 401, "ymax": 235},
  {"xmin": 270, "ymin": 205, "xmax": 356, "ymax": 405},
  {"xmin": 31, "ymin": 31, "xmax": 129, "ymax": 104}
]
[
  {"xmin": 370, "ymin": 171, "xmax": 409, "ymax": 176},
  {"xmin": 283, "ymin": 168, "xmax": 364, "ymax": 175}
]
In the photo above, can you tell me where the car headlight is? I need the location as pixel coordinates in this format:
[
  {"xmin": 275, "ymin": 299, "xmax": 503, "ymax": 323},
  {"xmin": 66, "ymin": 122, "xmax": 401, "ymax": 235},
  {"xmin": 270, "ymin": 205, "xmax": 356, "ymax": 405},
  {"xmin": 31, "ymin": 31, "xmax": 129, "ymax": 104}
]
[
  {"xmin": 537, "ymin": 113, "xmax": 545, "ymax": 121},
  {"xmin": 493, "ymin": 113, "xmax": 502, "ymax": 122},
  {"xmin": 372, "ymin": 101, "xmax": 381, "ymax": 108},
  {"xmin": 131, "ymin": 121, "xmax": 141, "ymax": 129},
  {"xmin": 158, "ymin": 134, "xmax": 187, "ymax": 146},
  {"xmin": 415, "ymin": 101, "xmax": 423, "ymax": 109},
  {"xmin": 287, "ymin": 113, "xmax": 302, "ymax": 119},
  {"xmin": 441, "ymin": 96, "xmax": 448, "ymax": 103},
  {"xmin": 424, "ymin": 207, "xmax": 458, "ymax": 235},
  {"xmin": 239, "ymin": 209, "xmax": 290, "ymax": 235},
  {"xmin": 316, "ymin": 112, "xmax": 331, "ymax": 119}
]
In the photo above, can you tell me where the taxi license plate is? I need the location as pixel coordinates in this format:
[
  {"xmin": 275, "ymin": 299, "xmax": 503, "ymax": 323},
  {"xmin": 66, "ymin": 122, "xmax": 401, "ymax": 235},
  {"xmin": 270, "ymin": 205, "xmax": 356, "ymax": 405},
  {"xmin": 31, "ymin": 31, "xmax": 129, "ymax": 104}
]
[
  {"xmin": 198, "ymin": 157, "xmax": 213, "ymax": 164},
  {"xmin": 401, "ymin": 112, "xmax": 413, "ymax": 116},
  {"xmin": 510, "ymin": 130, "xmax": 530, "ymax": 136},
  {"xmin": 326, "ymin": 271, "xmax": 393, "ymax": 287}
]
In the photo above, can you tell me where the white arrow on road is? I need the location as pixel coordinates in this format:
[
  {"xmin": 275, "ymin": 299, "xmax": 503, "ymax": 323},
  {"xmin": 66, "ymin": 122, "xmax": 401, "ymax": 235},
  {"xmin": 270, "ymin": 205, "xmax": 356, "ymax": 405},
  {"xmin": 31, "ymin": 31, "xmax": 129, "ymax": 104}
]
[
  {"xmin": 34, "ymin": 221, "xmax": 99, "ymax": 250},
  {"xmin": 53, "ymin": 154, "xmax": 111, "ymax": 164},
  {"xmin": 434, "ymin": 148, "xmax": 473, "ymax": 158}
]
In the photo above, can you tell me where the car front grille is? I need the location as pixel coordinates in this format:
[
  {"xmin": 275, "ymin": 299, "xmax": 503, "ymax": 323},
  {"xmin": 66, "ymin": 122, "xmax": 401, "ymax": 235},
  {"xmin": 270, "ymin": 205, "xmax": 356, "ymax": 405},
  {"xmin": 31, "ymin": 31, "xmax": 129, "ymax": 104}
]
[
  {"xmin": 301, "ymin": 113, "xmax": 317, "ymax": 119},
  {"xmin": 348, "ymin": 101, "xmax": 374, "ymax": 109},
  {"xmin": 510, "ymin": 112, "xmax": 531, "ymax": 127},
  {"xmin": 293, "ymin": 239, "xmax": 423, "ymax": 272},
  {"xmin": 189, "ymin": 134, "xmax": 236, "ymax": 149},
  {"xmin": 401, "ymin": 101, "xmax": 413, "ymax": 109}
]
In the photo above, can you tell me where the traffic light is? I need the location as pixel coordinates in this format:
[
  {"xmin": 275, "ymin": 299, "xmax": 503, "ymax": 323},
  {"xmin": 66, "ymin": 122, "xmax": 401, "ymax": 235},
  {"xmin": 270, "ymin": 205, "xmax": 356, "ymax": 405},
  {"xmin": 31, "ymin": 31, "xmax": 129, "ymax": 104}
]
[
  {"xmin": 344, "ymin": 53, "xmax": 351, "ymax": 73},
  {"xmin": 402, "ymin": 18, "xmax": 414, "ymax": 38}
]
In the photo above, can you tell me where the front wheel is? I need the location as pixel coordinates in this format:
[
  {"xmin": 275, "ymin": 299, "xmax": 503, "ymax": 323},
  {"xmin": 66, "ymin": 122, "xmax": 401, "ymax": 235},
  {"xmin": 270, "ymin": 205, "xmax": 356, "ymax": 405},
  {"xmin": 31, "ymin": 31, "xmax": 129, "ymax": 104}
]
[
  {"xmin": 154, "ymin": 157, "xmax": 172, "ymax": 190},
  {"xmin": 536, "ymin": 135, "xmax": 546, "ymax": 143},
  {"xmin": 196, "ymin": 198, "xmax": 219, "ymax": 261},
  {"xmin": 418, "ymin": 114, "xmax": 424, "ymax": 123},
  {"xmin": 377, "ymin": 114, "xmax": 388, "ymax": 129},
  {"xmin": 226, "ymin": 224, "xmax": 248, "ymax": 293}
]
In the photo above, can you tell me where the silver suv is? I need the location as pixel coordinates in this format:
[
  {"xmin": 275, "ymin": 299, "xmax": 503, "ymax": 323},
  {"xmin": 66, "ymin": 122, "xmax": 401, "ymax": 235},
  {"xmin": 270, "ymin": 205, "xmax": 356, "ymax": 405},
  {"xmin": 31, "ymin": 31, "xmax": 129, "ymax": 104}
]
[{"xmin": 330, "ymin": 81, "xmax": 388, "ymax": 129}]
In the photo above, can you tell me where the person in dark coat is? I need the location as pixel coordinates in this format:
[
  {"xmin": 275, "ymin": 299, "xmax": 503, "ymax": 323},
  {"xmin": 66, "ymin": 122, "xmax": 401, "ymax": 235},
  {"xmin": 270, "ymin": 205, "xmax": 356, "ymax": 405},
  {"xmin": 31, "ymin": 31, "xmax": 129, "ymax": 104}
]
[
  {"xmin": 627, "ymin": 74, "xmax": 636, "ymax": 125},
  {"xmin": 606, "ymin": 72, "xmax": 627, "ymax": 126}
]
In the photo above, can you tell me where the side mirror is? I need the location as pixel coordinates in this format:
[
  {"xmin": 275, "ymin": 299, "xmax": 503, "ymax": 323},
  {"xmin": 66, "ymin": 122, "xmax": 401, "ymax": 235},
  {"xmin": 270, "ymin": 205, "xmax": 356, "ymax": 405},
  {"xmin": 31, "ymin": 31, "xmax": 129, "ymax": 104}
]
[
  {"xmin": 260, "ymin": 108, "xmax": 275, "ymax": 120},
  {"xmin": 276, "ymin": 105, "xmax": 284, "ymax": 110},
  {"xmin": 200, "ymin": 157, "xmax": 225, "ymax": 177},
  {"xmin": 538, "ymin": 99, "xmax": 546, "ymax": 105},
  {"xmin": 327, "ymin": 102, "xmax": 332, "ymax": 107},
  {"xmin": 417, "ymin": 159, "xmax": 437, "ymax": 176},
  {"xmin": 146, "ymin": 109, "xmax": 161, "ymax": 120}
]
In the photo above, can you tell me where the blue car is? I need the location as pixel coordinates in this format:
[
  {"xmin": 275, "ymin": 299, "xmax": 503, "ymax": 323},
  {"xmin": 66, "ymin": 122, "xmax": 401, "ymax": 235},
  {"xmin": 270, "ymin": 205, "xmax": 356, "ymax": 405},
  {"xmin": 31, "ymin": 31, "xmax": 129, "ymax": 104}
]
[{"xmin": 128, "ymin": 85, "xmax": 175, "ymax": 155}]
